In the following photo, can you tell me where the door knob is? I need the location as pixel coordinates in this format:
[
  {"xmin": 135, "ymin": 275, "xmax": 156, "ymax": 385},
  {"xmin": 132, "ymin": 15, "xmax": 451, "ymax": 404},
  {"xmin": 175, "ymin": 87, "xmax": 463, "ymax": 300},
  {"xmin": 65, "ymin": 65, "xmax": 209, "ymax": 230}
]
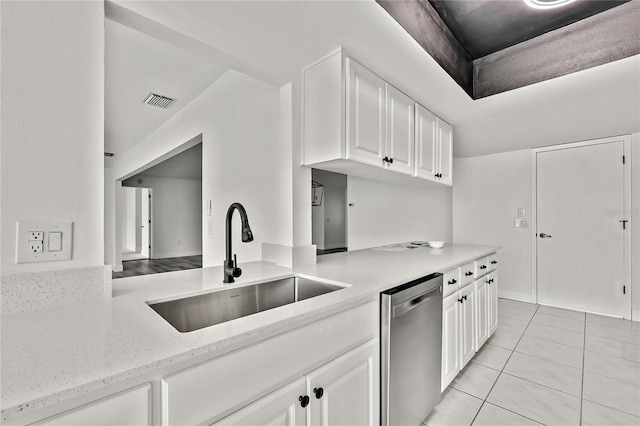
[{"xmin": 540, "ymin": 233, "xmax": 552, "ymax": 238}]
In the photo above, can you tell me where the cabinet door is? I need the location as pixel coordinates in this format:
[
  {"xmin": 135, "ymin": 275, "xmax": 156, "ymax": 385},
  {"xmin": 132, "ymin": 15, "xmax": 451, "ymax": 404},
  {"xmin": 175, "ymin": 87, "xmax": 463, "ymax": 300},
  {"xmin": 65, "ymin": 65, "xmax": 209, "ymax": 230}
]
[
  {"xmin": 459, "ymin": 285, "xmax": 476, "ymax": 368},
  {"xmin": 487, "ymin": 271, "xmax": 499, "ymax": 335},
  {"xmin": 214, "ymin": 378, "xmax": 307, "ymax": 426},
  {"xmin": 475, "ymin": 279, "xmax": 489, "ymax": 349},
  {"xmin": 414, "ymin": 104, "xmax": 438, "ymax": 181},
  {"xmin": 441, "ymin": 293, "xmax": 460, "ymax": 391},
  {"xmin": 438, "ymin": 119, "xmax": 453, "ymax": 186},
  {"xmin": 346, "ymin": 58, "xmax": 386, "ymax": 167},
  {"xmin": 385, "ymin": 84, "xmax": 414, "ymax": 175},
  {"xmin": 307, "ymin": 339, "xmax": 378, "ymax": 426}
]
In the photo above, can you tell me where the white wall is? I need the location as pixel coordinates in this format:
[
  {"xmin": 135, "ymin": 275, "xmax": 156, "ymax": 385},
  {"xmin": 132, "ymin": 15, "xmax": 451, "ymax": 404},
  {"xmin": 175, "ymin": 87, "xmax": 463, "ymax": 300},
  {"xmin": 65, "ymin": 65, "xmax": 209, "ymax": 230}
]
[
  {"xmin": 135, "ymin": 188, "xmax": 143, "ymax": 252},
  {"xmin": 110, "ymin": 70, "xmax": 287, "ymax": 267},
  {"xmin": 347, "ymin": 177, "xmax": 453, "ymax": 250},
  {"xmin": 453, "ymin": 150, "xmax": 533, "ymax": 301},
  {"xmin": 123, "ymin": 175, "xmax": 202, "ymax": 259},
  {"xmin": 1, "ymin": 1, "xmax": 104, "ymax": 274}
]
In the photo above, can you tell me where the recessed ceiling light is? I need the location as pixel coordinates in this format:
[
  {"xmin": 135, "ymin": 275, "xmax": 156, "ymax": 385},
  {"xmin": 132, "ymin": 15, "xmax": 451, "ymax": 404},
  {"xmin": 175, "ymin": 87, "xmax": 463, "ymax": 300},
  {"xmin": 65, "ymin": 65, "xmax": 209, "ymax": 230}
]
[{"xmin": 523, "ymin": 0, "xmax": 577, "ymax": 9}]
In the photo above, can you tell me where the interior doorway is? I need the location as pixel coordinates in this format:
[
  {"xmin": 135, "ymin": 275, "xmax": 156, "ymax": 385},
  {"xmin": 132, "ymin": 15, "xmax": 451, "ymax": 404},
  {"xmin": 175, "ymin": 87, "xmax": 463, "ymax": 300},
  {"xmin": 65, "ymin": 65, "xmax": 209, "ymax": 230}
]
[
  {"xmin": 121, "ymin": 187, "xmax": 152, "ymax": 261},
  {"xmin": 312, "ymin": 169, "xmax": 348, "ymax": 255},
  {"xmin": 533, "ymin": 136, "xmax": 631, "ymax": 318}
]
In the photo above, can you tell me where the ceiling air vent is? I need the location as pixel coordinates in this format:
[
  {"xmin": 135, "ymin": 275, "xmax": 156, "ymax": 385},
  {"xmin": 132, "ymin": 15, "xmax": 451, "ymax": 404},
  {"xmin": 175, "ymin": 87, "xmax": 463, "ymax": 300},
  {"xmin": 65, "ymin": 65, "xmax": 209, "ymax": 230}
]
[{"xmin": 143, "ymin": 93, "xmax": 175, "ymax": 109}]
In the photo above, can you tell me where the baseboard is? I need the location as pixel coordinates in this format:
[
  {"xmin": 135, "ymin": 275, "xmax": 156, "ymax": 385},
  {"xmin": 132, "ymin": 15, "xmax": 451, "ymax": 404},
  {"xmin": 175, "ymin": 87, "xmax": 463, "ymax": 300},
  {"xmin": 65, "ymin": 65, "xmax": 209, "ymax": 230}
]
[
  {"xmin": 323, "ymin": 243, "xmax": 346, "ymax": 250},
  {"xmin": 152, "ymin": 250, "xmax": 202, "ymax": 259},
  {"xmin": 633, "ymin": 309, "xmax": 640, "ymax": 322},
  {"xmin": 498, "ymin": 290, "xmax": 533, "ymax": 303}
]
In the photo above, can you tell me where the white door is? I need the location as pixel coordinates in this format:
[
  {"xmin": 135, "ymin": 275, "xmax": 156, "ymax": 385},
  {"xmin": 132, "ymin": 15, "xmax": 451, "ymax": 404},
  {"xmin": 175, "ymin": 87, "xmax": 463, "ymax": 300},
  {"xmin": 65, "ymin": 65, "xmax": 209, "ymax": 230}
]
[
  {"xmin": 475, "ymin": 279, "xmax": 488, "ymax": 349},
  {"xmin": 438, "ymin": 120, "xmax": 453, "ymax": 186},
  {"xmin": 346, "ymin": 58, "xmax": 385, "ymax": 167},
  {"xmin": 385, "ymin": 84, "xmax": 414, "ymax": 175},
  {"xmin": 307, "ymin": 339, "xmax": 378, "ymax": 426},
  {"xmin": 140, "ymin": 188, "xmax": 150, "ymax": 258},
  {"xmin": 214, "ymin": 378, "xmax": 307, "ymax": 426},
  {"xmin": 459, "ymin": 285, "xmax": 476, "ymax": 368},
  {"xmin": 441, "ymin": 292, "xmax": 460, "ymax": 391},
  {"xmin": 414, "ymin": 104, "xmax": 438, "ymax": 181},
  {"xmin": 537, "ymin": 142, "xmax": 627, "ymax": 317}
]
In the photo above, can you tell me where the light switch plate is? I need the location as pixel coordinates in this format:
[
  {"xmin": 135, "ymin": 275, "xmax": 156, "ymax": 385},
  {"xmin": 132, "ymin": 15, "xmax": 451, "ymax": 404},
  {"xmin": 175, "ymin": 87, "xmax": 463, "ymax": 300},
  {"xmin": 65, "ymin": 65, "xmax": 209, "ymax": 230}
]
[
  {"xmin": 518, "ymin": 207, "xmax": 526, "ymax": 217},
  {"xmin": 16, "ymin": 221, "xmax": 73, "ymax": 263}
]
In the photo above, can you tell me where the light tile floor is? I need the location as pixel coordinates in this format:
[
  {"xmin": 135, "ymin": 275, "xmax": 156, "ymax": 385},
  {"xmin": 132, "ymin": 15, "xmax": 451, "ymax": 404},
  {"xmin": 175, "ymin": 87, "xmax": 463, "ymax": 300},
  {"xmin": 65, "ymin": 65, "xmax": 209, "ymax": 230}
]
[{"xmin": 424, "ymin": 298, "xmax": 640, "ymax": 426}]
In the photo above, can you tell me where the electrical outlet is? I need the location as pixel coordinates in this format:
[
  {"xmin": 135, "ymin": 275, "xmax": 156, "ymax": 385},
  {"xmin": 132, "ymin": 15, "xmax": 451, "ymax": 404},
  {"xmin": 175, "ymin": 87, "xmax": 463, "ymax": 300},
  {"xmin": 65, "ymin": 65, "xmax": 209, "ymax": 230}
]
[
  {"xmin": 29, "ymin": 242, "xmax": 43, "ymax": 253},
  {"xmin": 28, "ymin": 231, "xmax": 44, "ymax": 241},
  {"xmin": 514, "ymin": 218, "xmax": 529, "ymax": 228},
  {"xmin": 16, "ymin": 220, "xmax": 73, "ymax": 263}
]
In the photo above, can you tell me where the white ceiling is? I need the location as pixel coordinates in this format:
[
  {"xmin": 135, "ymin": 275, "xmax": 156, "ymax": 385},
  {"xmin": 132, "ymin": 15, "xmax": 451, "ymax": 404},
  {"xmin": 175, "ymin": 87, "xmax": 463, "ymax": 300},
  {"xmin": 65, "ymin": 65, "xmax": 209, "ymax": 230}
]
[
  {"xmin": 104, "ymin": 18, "xmax": 228, "ymax": 166},
  {"xmin": 107, "ymin": 0, "xmax": 640, "ymax": 158}
]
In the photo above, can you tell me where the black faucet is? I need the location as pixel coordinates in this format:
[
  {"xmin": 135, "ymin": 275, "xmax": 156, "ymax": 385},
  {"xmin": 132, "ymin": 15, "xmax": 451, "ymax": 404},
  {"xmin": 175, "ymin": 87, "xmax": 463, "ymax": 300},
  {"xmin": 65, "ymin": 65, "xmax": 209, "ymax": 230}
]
[{"xmin": 224, "ymin": 202, "xmax": 254, "ymax": 283}]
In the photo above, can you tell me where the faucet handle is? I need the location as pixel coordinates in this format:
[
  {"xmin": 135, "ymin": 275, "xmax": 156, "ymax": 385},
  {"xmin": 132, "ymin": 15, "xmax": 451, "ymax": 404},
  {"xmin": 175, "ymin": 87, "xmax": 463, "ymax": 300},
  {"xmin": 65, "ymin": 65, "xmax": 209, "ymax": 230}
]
[{"xmin": 232, "ymin": 254, "xmax": 242, "ymax": 278}]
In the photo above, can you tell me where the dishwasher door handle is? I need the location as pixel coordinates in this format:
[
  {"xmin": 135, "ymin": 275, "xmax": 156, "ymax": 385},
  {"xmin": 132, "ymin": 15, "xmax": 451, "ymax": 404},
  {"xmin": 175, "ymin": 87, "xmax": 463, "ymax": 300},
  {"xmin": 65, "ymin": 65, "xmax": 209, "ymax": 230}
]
[{"xmin": 393, "ymin": 286, "xmax": 440, "ymax": 319}]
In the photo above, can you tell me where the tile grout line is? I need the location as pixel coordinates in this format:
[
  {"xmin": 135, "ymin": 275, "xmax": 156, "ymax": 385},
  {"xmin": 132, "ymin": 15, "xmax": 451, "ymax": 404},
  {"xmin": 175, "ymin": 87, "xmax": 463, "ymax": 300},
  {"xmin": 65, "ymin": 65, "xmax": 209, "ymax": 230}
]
[
  {"xmin": 468, "ymin": 302, "xmax": 541, "ymax": 426},
  {"xmin": 579, "ymin": 311, "xmax": 587, "ymax": 426}
]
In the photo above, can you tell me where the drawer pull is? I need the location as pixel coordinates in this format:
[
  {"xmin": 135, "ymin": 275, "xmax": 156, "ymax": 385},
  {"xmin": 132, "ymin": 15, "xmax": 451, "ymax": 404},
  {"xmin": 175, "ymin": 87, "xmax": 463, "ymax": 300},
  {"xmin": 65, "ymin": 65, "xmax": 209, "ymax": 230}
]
[
  {"xmin": 480, "ymin": 265, "xmax": 487, "ymax": 270},
  {"xmin": 448, "ymin": 279, "xmax": 457, "ymax": 285},
  {"xmin": 465, "ymin": 271, "xmax": 473, "ymax": 276},
  {"xmin": 491, "ymin": 260, "xmax": 498, "ymax": 265}
]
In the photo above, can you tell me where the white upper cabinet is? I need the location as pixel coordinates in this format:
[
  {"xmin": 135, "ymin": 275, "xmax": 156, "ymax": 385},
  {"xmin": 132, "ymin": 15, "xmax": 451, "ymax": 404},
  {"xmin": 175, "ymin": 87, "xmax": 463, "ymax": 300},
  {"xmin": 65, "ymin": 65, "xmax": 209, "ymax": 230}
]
[
  {"xmin": 346, "ymin": 58, "xmax": 386, "ymax": 167},
  {"xmin": 385, "ymin": 84, "xmax": 415, "ymax": 176},
  {"xmin": 303, "ymin": 49, "xmax": 452, "ymax": 185},
  {"xmin": 415, "ymin": 104, "xmax": 438, "ymax": 181},
  {"xmin": 415, "ymin": 103, "xmax": 453, "ymax": 186}
]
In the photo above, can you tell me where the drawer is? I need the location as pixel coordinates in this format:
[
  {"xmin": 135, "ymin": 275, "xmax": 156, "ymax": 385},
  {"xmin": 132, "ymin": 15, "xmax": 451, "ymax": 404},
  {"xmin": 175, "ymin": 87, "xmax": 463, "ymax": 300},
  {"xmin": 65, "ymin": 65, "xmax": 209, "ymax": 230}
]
[
  {"xmin": 443, "ymin": 267, "xmax": 460, "ymax": 297},
  {"xmin": 474, "ymin": 257, "xmax": 490, "ymax": 278},
  {"xmin": 459, "ymin": 262, "xmax": 475, "ymax": 286},
  {"xmin": 487, "ymin": 253, "xmax": 499, "ymax": 273}
]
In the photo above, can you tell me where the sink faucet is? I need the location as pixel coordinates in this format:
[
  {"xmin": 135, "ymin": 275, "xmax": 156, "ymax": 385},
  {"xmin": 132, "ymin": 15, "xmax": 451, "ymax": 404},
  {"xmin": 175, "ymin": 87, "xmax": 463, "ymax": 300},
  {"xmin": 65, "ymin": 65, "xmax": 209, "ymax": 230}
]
[{"xmin": 224, "ymin": 202, "xmax": 254, "ymax": 283}]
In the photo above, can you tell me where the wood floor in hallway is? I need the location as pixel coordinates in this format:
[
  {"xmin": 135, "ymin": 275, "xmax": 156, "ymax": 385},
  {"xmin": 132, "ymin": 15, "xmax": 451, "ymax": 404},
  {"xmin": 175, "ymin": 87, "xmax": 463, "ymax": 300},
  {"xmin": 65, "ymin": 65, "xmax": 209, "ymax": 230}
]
[{"xmin": 112, "ymin": 255, "xmax": 202, "ymax": 279}]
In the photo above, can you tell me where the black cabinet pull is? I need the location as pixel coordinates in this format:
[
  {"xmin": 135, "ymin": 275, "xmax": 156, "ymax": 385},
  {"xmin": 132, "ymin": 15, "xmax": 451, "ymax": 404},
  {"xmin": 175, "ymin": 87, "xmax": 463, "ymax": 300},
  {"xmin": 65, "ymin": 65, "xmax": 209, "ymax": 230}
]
[
  {"xmin": 465, "ymin": 271, "xmax": 473, "ymax": 276},
  {"xmin": 462, "ymin": 295, "xmax": 467, "ymax": 301},
  {"xmin": 480, "ymin": 265, "xmax": 487, "ymax": 270},
  {"xmin": 388, "ymin": 158, "xmax": 393, "ymax": 164},
  {"xmin": 491, "ymin": 260, "xmax": 498, "ymax": 265},
  {"xmin": 383, "ymin": 156, "xmax": 389, "ymax": 163},
  {"xmin": 458, "ymin": 298, "xmax": 463, "ymax": 304},
  {"xmin": 299, "ymin": 395, "xmax": 310, "ymax": 408},
  {"xmin": 448, "ymin": 279, "xmax": 457, "ymax": 285},
  {"xmin": 313, "ymin": 387, "xmax": 324, "ymax": 399}
]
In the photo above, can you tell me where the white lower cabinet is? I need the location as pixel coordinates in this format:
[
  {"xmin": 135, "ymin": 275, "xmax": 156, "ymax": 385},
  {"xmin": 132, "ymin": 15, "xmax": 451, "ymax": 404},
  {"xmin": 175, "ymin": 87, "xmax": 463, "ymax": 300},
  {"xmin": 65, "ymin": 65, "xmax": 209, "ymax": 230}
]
[
  {"xmin": 441, "ymin": 292, "xmax": 460, "ymax": 391},
  {"xmin": 441, "ymin": 253, "xmax": 499, "ymax": 391},
  {"xmin": 34, "ymin": 384, "xmax": 151, "ymax": 426},
  {"xmin": 306, "ymin": 338, "xmax": 378, "ymax": 426},
  {"xmin": 459, "ymin": 284, "xmax": 476, "ymax": 367},
  {"xmin": 475, "ymin": 278, "xmax": 489, "ymax": 349},
  {"xmin": 213, "ymin": 378, "xmax": 307, "ymax": 426},
  {"xmin": 216, "ymin": 339, "xmax": 378, "ymax": 426},
  {"xmin": 487, "ymin": 271, "xmax": 498, "ymax": 335}
]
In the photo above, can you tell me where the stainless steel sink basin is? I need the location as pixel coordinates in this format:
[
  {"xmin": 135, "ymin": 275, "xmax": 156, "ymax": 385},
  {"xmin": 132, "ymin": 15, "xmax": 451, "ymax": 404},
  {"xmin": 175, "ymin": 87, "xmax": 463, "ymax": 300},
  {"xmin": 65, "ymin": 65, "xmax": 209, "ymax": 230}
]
[{"xmin": 148, "ymin": 277, "xmax": 345, "ymax": 333}]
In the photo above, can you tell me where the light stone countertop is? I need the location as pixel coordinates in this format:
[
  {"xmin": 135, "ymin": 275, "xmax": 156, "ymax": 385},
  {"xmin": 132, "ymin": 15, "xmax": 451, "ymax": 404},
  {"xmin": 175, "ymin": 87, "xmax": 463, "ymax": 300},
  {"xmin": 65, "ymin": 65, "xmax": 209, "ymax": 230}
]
[{"xmin": 0, "ymin": 243, "xmax": 499, "ymax": 421}]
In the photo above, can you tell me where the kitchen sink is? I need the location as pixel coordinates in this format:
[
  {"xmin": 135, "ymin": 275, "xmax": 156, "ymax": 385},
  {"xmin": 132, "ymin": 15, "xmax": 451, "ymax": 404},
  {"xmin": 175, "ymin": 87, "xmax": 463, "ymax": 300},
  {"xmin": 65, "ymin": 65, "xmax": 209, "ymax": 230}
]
[{"xmin": 148, "ymin": 276, "xmax": 345, "ymax": 333}]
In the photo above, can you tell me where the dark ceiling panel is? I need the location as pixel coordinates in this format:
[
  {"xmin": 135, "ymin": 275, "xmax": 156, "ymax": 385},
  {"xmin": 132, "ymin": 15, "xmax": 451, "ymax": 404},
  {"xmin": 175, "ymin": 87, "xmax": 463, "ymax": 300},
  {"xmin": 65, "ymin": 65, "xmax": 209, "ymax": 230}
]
[{"xmin": 428, "ymin": 0, "xmax": 632, "ymax": 59}]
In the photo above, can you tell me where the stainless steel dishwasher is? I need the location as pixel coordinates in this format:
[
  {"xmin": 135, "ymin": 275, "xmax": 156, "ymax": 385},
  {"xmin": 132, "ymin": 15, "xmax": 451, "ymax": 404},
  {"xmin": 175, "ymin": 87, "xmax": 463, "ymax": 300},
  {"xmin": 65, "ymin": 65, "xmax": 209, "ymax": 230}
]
[{"xmin": 381, "ymin": 273, "xmax": 443, "ymax": 426}]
